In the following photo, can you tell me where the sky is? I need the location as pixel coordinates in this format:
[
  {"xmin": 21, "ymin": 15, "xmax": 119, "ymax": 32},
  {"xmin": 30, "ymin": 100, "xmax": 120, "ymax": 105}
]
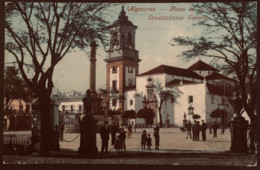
[{"xmin": 5, "ymin": 3, "xmax": 219, "ymax": 94}]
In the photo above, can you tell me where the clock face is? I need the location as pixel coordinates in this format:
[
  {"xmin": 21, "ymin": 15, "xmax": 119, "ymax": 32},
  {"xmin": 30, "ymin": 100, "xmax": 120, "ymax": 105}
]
[{"xmin": 147, "ymin": 76, "xmax": 154, "ymax": 83}]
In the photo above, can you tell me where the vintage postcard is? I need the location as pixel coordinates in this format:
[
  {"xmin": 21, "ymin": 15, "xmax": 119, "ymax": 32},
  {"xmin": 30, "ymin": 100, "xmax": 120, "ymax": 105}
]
[{"xmin": 3, "ymin": 1, "xmax": 258, "ymax": 166}]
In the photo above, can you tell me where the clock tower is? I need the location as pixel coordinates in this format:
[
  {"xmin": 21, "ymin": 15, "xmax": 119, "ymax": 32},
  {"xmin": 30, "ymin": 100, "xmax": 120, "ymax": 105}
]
[{"xmin": 104, "ymin": 6, "xmax": 141, "ymax": 111}]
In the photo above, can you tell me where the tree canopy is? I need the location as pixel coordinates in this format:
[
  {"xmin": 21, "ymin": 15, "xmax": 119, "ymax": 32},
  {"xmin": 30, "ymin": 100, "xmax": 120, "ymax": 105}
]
[
  {"xmin": 137, "ymin": 108, "xmax": 155, "ymax": 125},
  {"xmin": 192, "ymin": 114, "xmax": 201, "ymax": 120},
  {"xmin": 210, "ymin": 108, "xmax": 228, "ymax": 118},
  {"xmin": 4, "ymin": 66, "xmax": 36, "ymax": 115},
  {"xmin": 154, "ymin": 80, "xmax": 182, "ymax": 127},
  {"xmin": 122, "ymin": 110, "xmax": 136, "ymax": 119},
  {"xmin": 170, "ymin": 2, "xmax": 257, "ymax": 123},
  {"xmin": 5, "ymin": 2, "xmax": 113, "ymax": 156},
  {"xmin": 5, "ymin": 2, "xmax": 113, "ymax": 98}
]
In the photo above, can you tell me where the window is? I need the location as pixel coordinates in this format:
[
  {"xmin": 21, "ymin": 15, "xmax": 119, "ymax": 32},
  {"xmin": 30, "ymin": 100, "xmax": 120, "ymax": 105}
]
[
  {"xmin": 128, "ymin": 67, "xmax": 133, "ymax": 73},
  {"xmin": 127, "ymin": 32, "xmax": 132, "ymax": 47},
  {"xmin": 188, "ymin": 96, "xmax": 193, "ymax": 103},
  {"xmin": 112, "ymin": 80, "xmax": 117, "ymax": 89},
  {"xmin": 112, "ymin": 99, "xmax": 117, "ymax": 107},
  {"xmin": 128, "ymin": 78, "xmax": 133, "ymax": 86},
  {"xmin": 70, "ymin": 105, "xmax": 74, "ymax": 112},
  {"xmin": 130, "ymin": 99, "xmax": 133, "ymax": 105},
  {"xmin": 112, "ymin": 66, "xmax": 117, "ymax": 73}
]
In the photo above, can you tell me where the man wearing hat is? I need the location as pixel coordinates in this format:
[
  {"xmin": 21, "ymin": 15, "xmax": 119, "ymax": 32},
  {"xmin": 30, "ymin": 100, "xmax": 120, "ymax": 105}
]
[{"xmin": 100, "ymin": 121, "xmax": 110, "ymax": 154}]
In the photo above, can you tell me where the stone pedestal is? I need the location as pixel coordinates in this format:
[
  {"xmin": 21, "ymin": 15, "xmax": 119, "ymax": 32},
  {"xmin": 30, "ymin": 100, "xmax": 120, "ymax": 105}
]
[
  {"xmin": 230, "ymin": 116, "xmax": 248, "ymax": 153},
  {"xmin": 78, "ymin": 114, "xmax": 98, "ymax": 156}
]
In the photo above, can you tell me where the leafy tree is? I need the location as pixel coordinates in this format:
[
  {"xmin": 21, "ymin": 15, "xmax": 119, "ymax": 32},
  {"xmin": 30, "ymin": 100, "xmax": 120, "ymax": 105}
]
[
  {"xmin": 192, "ymin": 114, "xmax": 201, "ymax": 120},
  {"xmin": 4, "ymin": 66, "xmax": 36, "ymax": 116},
  {"xmin": 154, "ymin": 80, "xmax": 181, "ymax": 127},
  {"xmin": 210, "ymin": 108, "xmax": 228, "ymax": 125},
  {"xmin": 137, "ymin": 108, "xmax": 155, "ymax": 126},
  {"xmin": 5, "ymin": 2, "xmax": 113, "ymax": 156},
  {"xmin": 122, "ymin": 110, "xmax": 136, "ymax": 119},
  {"xmin": 170, "ymin": 2, "xmax": 257, "ymax": 152}
]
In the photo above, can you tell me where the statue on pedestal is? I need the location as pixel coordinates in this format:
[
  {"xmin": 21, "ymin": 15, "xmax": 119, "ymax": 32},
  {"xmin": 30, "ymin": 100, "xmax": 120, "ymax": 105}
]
[
  {"xmin": 230, "ymin": 92, "xmax": 248, "ymax": 153},
  {"xmin": 78, "ymin": 90, "xmax": 98, "ymax": 156}
]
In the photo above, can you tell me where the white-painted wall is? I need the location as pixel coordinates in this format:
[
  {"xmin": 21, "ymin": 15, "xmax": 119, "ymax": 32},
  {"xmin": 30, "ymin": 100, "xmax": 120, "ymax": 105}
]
[
  {"xmin": 124, "ymin": 90, "xmax": 136, "ymax": 111},
  {"xmin": 109, "ymin": 66, "xmax": 120, "ymax": 110},
  {"xmin": 136, "ymin": 74, "xmax": 166, "ymax": 96},
  {"xmin": 59, "ymin": 101, "xmax": 83, "ymax": 113},
  {"xmin": 165, "ymin": 74, "xmax": 203, "ymax": 84},
  {"xmin": 172, "ymin": 82, "xmax": 206, "ymax": 126}
]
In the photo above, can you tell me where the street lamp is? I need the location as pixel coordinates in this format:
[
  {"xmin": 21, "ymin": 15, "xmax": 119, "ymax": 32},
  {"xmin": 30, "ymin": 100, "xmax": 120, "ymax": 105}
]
[{"xmin": 188, "ymin": 105, "xmax": 194, "ymax": 120}]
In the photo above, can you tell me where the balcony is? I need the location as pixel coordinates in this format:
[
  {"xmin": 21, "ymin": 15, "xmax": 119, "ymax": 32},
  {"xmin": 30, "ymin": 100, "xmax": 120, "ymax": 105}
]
[{"xmin": 105, "ymin": 48, "xmax": 140, "ymax": 61}]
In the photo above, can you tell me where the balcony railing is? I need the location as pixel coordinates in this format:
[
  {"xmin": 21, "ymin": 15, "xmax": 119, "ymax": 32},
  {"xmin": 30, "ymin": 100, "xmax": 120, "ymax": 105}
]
[
  {"xmin": 61, "ymin": 110, "xmax": 83, "ymax": 114},
  {"xmin": 106, "ymin": 48, "xmax": 139, "ymax": 59}
]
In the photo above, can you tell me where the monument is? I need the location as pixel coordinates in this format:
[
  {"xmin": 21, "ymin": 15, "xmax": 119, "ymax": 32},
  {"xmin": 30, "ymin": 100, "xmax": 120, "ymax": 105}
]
[
  {"xmin": 78, "ymin": 90, "xmax": 98, "ymax": 156},
  {"xmin": 230, "ymin": 93, "xmax": 248, "ymax": 153}
]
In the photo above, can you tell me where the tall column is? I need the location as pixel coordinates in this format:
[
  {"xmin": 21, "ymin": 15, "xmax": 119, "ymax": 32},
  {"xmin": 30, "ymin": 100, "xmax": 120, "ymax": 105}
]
[{"xmin": 89, "ymin": 41, "xmax": 97, "ymax": 93}]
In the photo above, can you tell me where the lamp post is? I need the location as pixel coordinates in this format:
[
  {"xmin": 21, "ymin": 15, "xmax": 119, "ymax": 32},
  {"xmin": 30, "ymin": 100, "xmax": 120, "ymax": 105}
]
[
  {"xmin": 183, "ymin": 112, "xmax": 187, "ymax": 128},
  {"xmin": 188, "ymin": 105, "xmax": 194, "ymax": 120}
]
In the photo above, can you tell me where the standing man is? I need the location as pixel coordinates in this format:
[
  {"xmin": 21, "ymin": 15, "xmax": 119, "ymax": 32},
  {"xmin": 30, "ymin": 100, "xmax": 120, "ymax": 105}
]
[
  {"xmin": 192, "ymin": 121, "xmax": 197, "ymax": 141},
  {"xmin": 110, "ymin": 122, "xmax": 117, "ymax": 145},
  {"xmin": 186, "ymin": 120, "xmax": 192, "ymax": 139},
  {"xmin": 59, "ymin": 121, "xmax": 64, "ymax": 142},
  {"xmin": 154, "ymin": 125, "xmax": 160, "ymax": 149},
  {"xmin": 212, "ymin": 121, "xmax": 218, "ymax": 138},
  {"xmin": 196, "ymin": 121, "xmax": 202, "ymax": 141},
  {"xmin": 100, "ymin": 121, "xmax": 110, "ymax": 154},
  {"xmin": 209, "ymin": 122, "xmax": 212, "ymax": 134},
  {"xmin": 201, "ymin": 120, "xmax": 207, "ymax": 141}
]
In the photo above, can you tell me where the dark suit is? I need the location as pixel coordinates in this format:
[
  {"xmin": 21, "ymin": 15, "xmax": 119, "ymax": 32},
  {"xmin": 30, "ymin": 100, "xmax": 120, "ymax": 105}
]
[
  {"xmin": 212, "ymin": 123, "xmax": 218, "ymax": 138},
  {"xmin": 100, "ymin": 125, "xmax": 109, "ymax": 153},
  {"xmin": 201, "ymin": 123, "xmax": 207, "ymax": 141},
  {"xmin": 110, "ymin": 124, "xmax": 117, "ymax": 145}
]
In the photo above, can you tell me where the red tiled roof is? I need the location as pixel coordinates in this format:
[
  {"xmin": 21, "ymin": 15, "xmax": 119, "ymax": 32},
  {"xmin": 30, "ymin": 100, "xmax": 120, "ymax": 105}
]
[
  {"xmin": 187, "ymin": 60, "xmax": 219, "ymax": 71},
  {"xmin": 166, "ymin": 79, "xmax": 198, "ymax": 86},
  {"xmin": 206, "ymin": 72, "xmax": 237, "ymax": 82},
  {"xmin": 207, "ymin": 83, "xmax": 233, "ymax": 96},
  {"xmin": 138, "ymin": 65, "xmax": 204, "ymax": 80}
]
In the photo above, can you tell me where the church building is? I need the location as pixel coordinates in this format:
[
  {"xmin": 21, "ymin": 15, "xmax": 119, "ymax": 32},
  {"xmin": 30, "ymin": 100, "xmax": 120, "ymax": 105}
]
[{"xmin": 104, "ymin": 7, "xmax": 237, "ymax": 126}]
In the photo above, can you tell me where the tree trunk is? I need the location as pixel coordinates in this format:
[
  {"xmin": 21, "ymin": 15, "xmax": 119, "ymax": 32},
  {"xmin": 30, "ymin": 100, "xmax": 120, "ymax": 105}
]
[
  {"xmin": 159, "ymin": 111, "xmax": 162, "ymax": 128},
  {"xmin": 39, "ymin": 96, "xmax": 52, "ymax": 156}
]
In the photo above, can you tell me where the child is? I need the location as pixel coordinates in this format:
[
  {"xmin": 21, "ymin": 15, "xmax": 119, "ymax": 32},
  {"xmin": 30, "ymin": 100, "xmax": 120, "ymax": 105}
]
[
  {"xmin": 147, "ymin": 134, "xmax": 152, "ymax": 150},
  {"xmin": 141, "ymin": 130, "xmax": 147, "ymax": 150},
  {"xmin": 114, "ymin": 135, "xmax": 121, "ymax": 152}
]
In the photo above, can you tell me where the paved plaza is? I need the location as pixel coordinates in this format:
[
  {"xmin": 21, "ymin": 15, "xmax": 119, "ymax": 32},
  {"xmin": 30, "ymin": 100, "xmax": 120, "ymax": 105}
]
[
  {"xmin": 60, "ymin": 127, "xmax": 232, "ymax": 152},
  {"xmin": 3, "ymin": 128, "xmax": 257, "ymax": 166}
]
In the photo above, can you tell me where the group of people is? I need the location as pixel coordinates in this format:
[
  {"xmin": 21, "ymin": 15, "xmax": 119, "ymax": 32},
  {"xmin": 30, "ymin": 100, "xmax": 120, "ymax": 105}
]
[
  {"xmin": 185, "ymin": 120, "xmax": 219, "ymax": 141},
  {"xmin": 99, "ymin": 121, "xmax": 161, "ymax": 154},
  {"xmin": 100, "ymin": 121, "xmax": 127, "ymax": 154},
  {"xmin": 140, "ymin": 125, "xmax": 160, "ymax": 150}
]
